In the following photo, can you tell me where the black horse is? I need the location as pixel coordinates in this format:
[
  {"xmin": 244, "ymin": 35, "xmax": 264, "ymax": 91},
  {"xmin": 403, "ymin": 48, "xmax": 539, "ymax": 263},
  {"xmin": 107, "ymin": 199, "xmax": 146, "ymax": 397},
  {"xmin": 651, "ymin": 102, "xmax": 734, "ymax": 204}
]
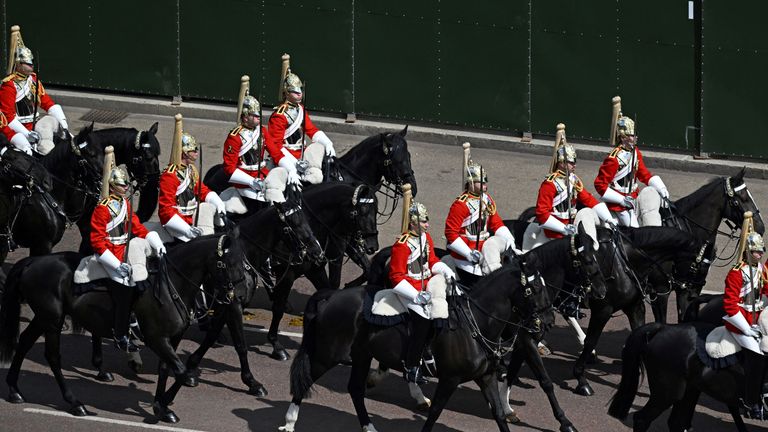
[
  {"xmin": 280, "ymin": 254, "xmax": 554, "ymax": 432},
  {"xmin": 367, "ymin": 227, "xmax": 607, "ymax": 430},
  {"xmin": 650, "ymin": 169, "xmax": 763, "ymax": 323},
  {"xmin": 0, "ymin": 126, "xmax": 103, "ymax": 268},
  {"xmin": 0, "ymin": 230, "xmax": 246, "ymax": 421},
  {"xmin": 608, "ymin": 321, "xmax": 752, "ymax": 432},
  {"xmin": 182, "ymin": 183, "xmax": 363, "ymax": 391},
  {"xmin": 571, "ymin": 226, "xmax": 705, "ymax": 397},
  {"xmin": 83, "ymin": 123, "xmax": 162, "ymax": 225}
]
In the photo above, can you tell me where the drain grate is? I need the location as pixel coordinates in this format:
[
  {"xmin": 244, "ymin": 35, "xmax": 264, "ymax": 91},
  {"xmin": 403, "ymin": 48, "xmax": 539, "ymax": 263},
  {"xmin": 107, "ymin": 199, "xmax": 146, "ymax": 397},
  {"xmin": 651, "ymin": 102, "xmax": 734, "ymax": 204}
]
[{"xmin": 79, "ymin": 109, "xmax": 129, "ymax": 124}]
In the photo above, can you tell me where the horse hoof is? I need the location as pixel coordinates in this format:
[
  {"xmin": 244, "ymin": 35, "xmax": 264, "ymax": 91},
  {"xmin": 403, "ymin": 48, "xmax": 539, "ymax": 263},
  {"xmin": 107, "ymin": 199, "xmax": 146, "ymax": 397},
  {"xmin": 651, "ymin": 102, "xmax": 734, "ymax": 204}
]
[
  {"xmin": 70, "ymin": 405, "xmax": 88, "ymax": 417},
  {"xmin": 248, "ymin": 384, "xmax": 268, "ymax": 397},
  {"xmin": 505, "ymin": 412, "xmax": 520, "ymax": 424},
  {"xmin": 7, "ymin": 391, "xmax": 25, "ymax": 404},
  {"xmin": 585, "ymin": 351, "xmax": 598, "ymax": 364},
  {"xmin": 129, "ymin": 360, "xmax": 143, "ymax": 374},
  {"xmin": 416, "ymin": 400, "xmax": 431, "ymax": 411},
  {"xmin": 184, "ymin": 376, "xmax": 198, "ymax": 387},
  {"xmin": 96, "ymin": 371, "xmax": 114, "ymax": 382},
  {"xmin": 574, "ymin": 383, "xmax": 594, "ymax": 396},
  {"xmin": 270, "ymin": 349, "xmax": 291, "ymax": 361},
  {"xmin": 560, "ymin": 424, "xmax": 578, "ymax": 432}
]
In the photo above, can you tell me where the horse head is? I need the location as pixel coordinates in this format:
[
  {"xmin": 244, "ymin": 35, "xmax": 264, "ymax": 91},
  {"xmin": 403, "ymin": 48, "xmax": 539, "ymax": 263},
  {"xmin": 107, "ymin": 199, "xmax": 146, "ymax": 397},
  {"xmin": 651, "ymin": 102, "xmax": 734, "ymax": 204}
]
[
  {"xmin": 130, "ymin": 122, "xmax": 161, "ymax": 188},
  {"xmin": 724, "ymin": 167, "xmax": 764, "ymax": 234},
  {"xmin": 515, "ymin": 255, "xmax": 555, "ymax": 335},
  {"xmin": 351, "ymin": 184, "xmax": 379, "ymax": 254},
  {"xmin": 70, "ymin": 123, "xmax": 104, "ymax": 194},
  {"xmin": 573, "ymin": 222, "xmax": 607, "ymax": 300},
  {"xmin": 382, "ymin": 126, "xmax": 418, "ymax": 196},
  {"xmin": 275, "ymin": 184, "xmax": 325, "ymax": 266},
  {"xmin": 205, "ymin": 226, "xmax": 249, "ymax": 303}
]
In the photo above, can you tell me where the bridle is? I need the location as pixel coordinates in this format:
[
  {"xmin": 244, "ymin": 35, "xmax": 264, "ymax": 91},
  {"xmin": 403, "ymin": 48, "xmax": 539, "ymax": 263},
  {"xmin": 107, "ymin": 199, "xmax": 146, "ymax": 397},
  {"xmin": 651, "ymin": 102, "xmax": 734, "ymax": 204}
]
[
  {"xmin": 350, "ymin": 184, "xmax": 379, "ymax": 250},
  {"xmin": 129, "ymin": 130, "xmax": 160, "ymax": 188},
  {"xmin": 207, "ymin": 234, "xmax": 247, "ymax": 304}
]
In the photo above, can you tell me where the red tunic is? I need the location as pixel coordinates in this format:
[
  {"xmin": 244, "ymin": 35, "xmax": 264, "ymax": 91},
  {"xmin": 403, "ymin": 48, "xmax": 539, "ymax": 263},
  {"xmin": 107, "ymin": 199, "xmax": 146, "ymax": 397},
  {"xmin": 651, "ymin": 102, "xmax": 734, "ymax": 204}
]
[
  {"xmin": 445, "ymin": 192, "xmax": 504, "ymax": 261},
  {"xmin": 594, "ymin": 146, "xmax": 653, "ymax": 212},
  {"xmin": 266, "ymin": 102, "xmax": 320, "ymax": 164},
  {"xmin": 0, "ymin": 73, "xmax": 55, "ymax": 129},
  {"xmin": 723, "ymin": 262, "xmax": 768, "ymax": 334},
  {"xmin": 535, "ymin": 171, "xmax": 600, "ymax": 239},
  {"xmin": 222, "ymin": 125, "xmax": 273, "ymax": 187},
  {"xmin": 90, "ymin": 196, "xmax": 149, "ymax": 261},
  {"xmin": 389, "ymin": 232, "xmax": 440, "ymax": 291},
  {"xmin": 0, "ymin": 111, "xmax": 16, "ymax": 141},
  {"xmin": 158, "ymin": 164, "xmax": 212, "ymax": 225}
]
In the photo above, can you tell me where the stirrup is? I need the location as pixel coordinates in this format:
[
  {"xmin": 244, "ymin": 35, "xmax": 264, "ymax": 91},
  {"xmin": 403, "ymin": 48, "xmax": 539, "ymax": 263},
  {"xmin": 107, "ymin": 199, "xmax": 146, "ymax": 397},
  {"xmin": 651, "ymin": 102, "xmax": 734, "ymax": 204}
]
[
  {"xmin": 422, "ymin": 349, "xmax": 437, "ymax": 377},
  {"xmin": 403, "ymin": 366, "xmax": 428, "ymax": 385},
  {"xmin": 114, "ymin": 335, "xmax": 140, "ymax": 353}
]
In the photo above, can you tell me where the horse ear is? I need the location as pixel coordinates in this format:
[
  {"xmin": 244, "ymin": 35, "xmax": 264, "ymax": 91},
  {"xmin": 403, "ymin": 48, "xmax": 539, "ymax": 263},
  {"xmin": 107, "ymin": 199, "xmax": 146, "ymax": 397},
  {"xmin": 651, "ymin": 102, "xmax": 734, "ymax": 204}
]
[
  {"xmin": 577, "ymin": 221, "xmax": 586, "ymax": 235},
  {"xmin": 398, "ymin": 125, "xmax": 408, "ymax": 137},
  {"xmin": 735, "ymin": 166, "xmax": 746, "ymax": 181},
  {"xmin": 149, "ymin": 122, "xmax": 159, "ymax": 135}
]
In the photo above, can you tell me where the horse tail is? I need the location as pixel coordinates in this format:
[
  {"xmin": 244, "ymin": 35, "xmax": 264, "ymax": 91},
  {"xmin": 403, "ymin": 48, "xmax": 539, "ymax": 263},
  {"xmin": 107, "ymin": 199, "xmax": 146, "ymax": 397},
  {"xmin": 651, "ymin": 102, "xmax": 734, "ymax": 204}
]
[
  {"xmin": 608, "ymin": 322, "xmax": 665, "ymax": 420},
  {"xmin": 290, "ymin": 291, "xmax": 328, "ymax": 399},
  {"xmin": 0, "ymin": 260, "xmax": 28, "ymax": 365}
]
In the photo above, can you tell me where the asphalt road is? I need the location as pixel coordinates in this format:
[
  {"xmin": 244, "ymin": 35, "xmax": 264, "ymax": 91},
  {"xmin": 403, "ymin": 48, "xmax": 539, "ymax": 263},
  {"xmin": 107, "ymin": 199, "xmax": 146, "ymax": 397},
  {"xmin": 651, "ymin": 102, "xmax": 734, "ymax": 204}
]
[{"xmin": 1, "ymin": 106, "xmax": 767, "ymax": 432}]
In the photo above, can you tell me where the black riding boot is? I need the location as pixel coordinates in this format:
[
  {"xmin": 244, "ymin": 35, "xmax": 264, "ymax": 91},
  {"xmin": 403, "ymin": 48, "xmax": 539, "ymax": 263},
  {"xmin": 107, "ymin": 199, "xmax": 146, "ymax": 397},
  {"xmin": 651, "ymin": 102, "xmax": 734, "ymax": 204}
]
[
  {"xmin": 456, "ymin": 268, "xmax": 481, "ymax": 289},
  {"xmin": 743, "ymin": 349, "xmax": 767, "ymax": 420},
  {"xmin": 107, "ymin": 280, "xmax": 140, "ymax": 353},
  {"xmin": 404, "ymin": 311, "xmax": 432, "ymax": 384}
]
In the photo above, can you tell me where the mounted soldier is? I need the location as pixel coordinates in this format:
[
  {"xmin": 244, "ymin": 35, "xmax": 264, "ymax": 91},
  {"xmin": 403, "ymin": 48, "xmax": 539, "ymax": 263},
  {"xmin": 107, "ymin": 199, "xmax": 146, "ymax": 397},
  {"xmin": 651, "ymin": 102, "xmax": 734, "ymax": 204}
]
[
  {"xmin": 390, "ymin": 189, "xmax": 455, "ymax": 385},
  {"xmin": 524, "ymin": 123, "xmax": 616, "ymax": 252},
  {"xmin": 444, "ymin": 143, "xmax": 517, "ymax": 287},
  {"xmin": 722, "ymin": 211, "xmax": 768, "ymax": 419},
  {"xmin": 221, "ymin": 76, "xmax": 276, "ymax": 214},
  {"xmin": 594, "ymin": 96, "xmax": 669, "ymax": 227},
  {"xmin": 157, "ymin": 114, "xmax": 225, "ymax": 244},
  {"xmin": 84, "ymin": 146, "xmax": 165, "ymax": 352},
  {"xmin": 0, "ymin": 25, "xmax": 70, "ymax": 156},
  {"xmin": 266, "ymin": 54, "xmax": 335, "ymax": 187}
]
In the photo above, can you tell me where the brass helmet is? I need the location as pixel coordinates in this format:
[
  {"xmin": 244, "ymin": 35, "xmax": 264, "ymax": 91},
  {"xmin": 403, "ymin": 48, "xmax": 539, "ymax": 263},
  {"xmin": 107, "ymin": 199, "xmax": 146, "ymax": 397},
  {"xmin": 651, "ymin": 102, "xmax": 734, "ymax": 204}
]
[
  {"xmin": 747, "ymin": 232, "xmax": 766, "ymax": 253},
  {"xmin": 550, "ymin": 123, "xmax": 576, "ymax": 172},
  {"xmin": 557, "ymin": 143, "xmax": 577, "ymax": 165},
  {"xmin": 465, "ymin": 160, "xmax": 487, "ymax": 184},
  {"xmin": 241, "ymin": 95, "xmax": 260, "ymax": 118},
  {"xmin": 109, "ymin": 166, "xmax": 130, "ymax": 189},
  {"xmin": 181, "ymin": 132, "xmax": 198, "ymax": 153},
  {"xmin": 409, "ymin": 201, "xmax": 429, "ymax": 224},
  {"xmin": 7, "ymin": 25, "xmax": 33, "ymax": 74},
  {"xmin": 616, "ymin": 115, "xmax": 636, "ymax": 138},
  {"xmin": 15, "ymin": 46, "xmax": 33, "ymax": 65},
  {"xmin": 283, "ymin": 71, "xmax": 303, "ymax": 96}
]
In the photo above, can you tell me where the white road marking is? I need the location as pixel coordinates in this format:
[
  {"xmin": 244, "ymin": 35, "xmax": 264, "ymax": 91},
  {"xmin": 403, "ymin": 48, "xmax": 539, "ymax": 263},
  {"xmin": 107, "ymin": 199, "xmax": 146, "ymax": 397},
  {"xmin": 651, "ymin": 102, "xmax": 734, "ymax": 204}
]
[
  {"xmin": 243, "ymin": 327, "xmax": 304, "ymax": 339},
  {"xmin": 23, "ymin": 408, "xmax": 208, "ymax": 432}
]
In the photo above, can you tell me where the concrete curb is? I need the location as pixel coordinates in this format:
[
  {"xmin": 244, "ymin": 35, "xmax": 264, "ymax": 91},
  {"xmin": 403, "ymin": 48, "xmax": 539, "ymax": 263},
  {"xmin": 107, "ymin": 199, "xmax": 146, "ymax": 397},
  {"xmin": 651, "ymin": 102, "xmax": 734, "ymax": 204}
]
[{"xmin": 50, "ymin": 88, "xmax": 768, "ymax": 179}]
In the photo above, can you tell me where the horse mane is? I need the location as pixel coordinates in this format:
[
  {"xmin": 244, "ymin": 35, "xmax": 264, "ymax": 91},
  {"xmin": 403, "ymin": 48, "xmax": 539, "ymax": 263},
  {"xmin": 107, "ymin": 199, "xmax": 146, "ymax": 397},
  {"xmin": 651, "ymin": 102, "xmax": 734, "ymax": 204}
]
[
  {"xmin": 302, "ymin": 183, "xmax": 355, "ymax": 206},
  {"xmin": 89, "ymin": 127, "xmax": 160, "ymax": 156},
  {"xmin": 673, "ymin": 177, "xmax": 721, "ymax": 215},
  {"xmin": 339, "ymin": 133, "xmax": 384, "ymax": 163},
  {"xmin": 38, "ymin": 138, "xmax": 73, "ymax": 172}
]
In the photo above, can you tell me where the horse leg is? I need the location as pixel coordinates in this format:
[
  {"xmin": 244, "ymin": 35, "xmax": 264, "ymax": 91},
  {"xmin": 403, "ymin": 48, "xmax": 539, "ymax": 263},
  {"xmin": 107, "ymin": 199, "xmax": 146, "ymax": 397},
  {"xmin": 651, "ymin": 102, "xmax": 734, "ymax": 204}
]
[
  {"xmin": 327, "ymin": 256, "xmax": 343, "ymax": 290},
  {"xmin": 267, "ymin": 273, "xmax": 296, "ymax": 361},
  {"xmin": 91, "ymin": 335, "xmax": 114, "ymax": 382},
  {"xmin": 667, "ymin": 387, "xmax": 700, "ymax": 432},
  {"xmin": 500, "ymin": 350, "xmax": 527, "ymax": 423},
  {"xmin": 225, "ymin": 301, "xmax": 267, "ymax": 397},
  {"xmin": 728, "ymin": 403, "xmax": 749, "ymax": 432},
  {"xmin": 421, "ymin": 376, "xmax": 462, "ymax": 432},
  {"xmin": 625, "ymin": 302, "xmax": 647, "ymax": 331},
  {"xmin": 475, "ymin": 373, "xmax": 512, "ymax": 432},
  {"xmin": 151, "ymin": 337, "xmax": 186, "ymax": 423},
  {"xmin": 348, "ymin": 349, "xmax": 377, "ymax": 431},
  {"xmin": 44, "ymin": 328, "xmax": 88, "ymax": 416},
  {"xmin": 280, "ymin": 356, "xmax": 338, "ymax": 431},
  {"xmin": 184, "ymin": 303, "xmax": 228, "ymax": 387},
  {"xmin": 521, "ymin": 334, "xmax": 577, "ymax": 432},
  {"xmin": 573, "ymin": 305, "xmax": 612, "ymax": 396},
  {"xmin": 650, "ymin": 291, "xmax": 669, "ymax": 324},
  {"xmin": 366, "ymin": 363, "xmax": 389, "ymax": 389},
  {"xmin": 632, "ymin": 391, "xmax": 674, "ymax": 432},
  {"xmin": 5, "ymin": 318, "xmax": 45, "ymax": 403}
]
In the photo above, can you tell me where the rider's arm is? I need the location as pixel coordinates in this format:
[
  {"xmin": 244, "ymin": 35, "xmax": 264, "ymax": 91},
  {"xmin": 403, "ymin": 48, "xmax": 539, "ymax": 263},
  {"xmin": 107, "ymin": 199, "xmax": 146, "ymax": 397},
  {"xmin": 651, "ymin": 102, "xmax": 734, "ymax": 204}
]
[
  {"xmin": 534, "ymin": 179, "xmax": 556, "ymax": 225},
  {"xmin": 388, "ymin": 240, "xmax": 410, "ymax": 287},
  {"xmin": 266, "ymin": 112, "xmax": 288, "ymax": 165},
  {"xmin": 593, "ymin": 155, "xmax": 618, "ymax": 197},
  {"xmin": 722, "ymin": 268, "xmax": 744, "ymax": 317},
  {"xmin": 157, "ymin": 171, "xmax": 179, "ymax": 225},
  {"xmin": 635, "ymin": 149, "xmax": 653, "ymax": 185}
]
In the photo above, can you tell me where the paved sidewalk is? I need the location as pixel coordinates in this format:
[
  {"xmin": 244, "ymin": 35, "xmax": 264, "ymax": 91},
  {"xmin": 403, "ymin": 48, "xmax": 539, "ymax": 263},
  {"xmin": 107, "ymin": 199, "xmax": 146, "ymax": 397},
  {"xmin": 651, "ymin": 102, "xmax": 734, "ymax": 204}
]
[{"xmin": 50, "ymin": 87, "xmax": 768, "ymax": 179}]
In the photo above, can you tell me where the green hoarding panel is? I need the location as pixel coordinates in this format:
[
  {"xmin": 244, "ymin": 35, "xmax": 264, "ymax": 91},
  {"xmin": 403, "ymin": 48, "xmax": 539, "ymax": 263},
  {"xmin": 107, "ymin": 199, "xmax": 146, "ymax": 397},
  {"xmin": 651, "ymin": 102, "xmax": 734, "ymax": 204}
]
[
  {"xmin": 5, "ymin": 1, "xmax": 93, "ymax": 88},
  {"xmin": 89, "ymin": 2, "xmax": 178, "ymax": 95},
  {"xmin": 261, "ymin": 0, "xmax": 352, "ymax": 112},
  {"xmin": 354, "ymin": 1, "xmax": 440, "ymax": 122},
  {"xmin": 531, "ymin": 0, "xmax": 615, "ymax": 141},
  {"xmin": 440, "ymin": 2, "xmax": 528, "ymax": 132},
  {"xmin": 618, "ymin": 1, "xmax": 695, "ymax": 150},
  {"xmin": 701, "ymin": 0, "xmax": 768, "ymax": 159},
  {"xmin": 180, "ymin": 0, "xmax": 264, "ymax": 102}
]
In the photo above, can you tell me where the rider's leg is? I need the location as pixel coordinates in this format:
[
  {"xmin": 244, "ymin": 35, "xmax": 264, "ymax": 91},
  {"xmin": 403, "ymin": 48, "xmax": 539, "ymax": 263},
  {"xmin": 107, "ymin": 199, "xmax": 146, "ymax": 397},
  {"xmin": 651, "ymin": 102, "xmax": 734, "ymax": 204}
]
[
  {"xmin": 404, "ymin": 311, "xmax": 432, "ymax": 384},
  {"xmin": 107, "ymin": 280, "xmax": 139, "ymax": 352}
]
